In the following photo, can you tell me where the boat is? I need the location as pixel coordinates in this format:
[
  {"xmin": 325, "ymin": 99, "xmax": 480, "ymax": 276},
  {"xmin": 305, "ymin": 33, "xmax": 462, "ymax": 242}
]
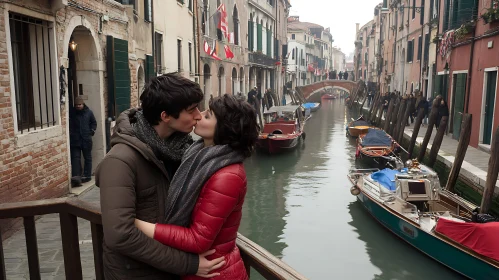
[
  {"xmin": 322, "ymin": 93, "xmax": 338, "ymax": 99},
  {"xmin": 356, "ymin": 128, "xmax": 397, "ymax": 158},
  {"xmin": 347, "ymin": 116, "xmax": 372, "ymax": 137},
  {"xmin": 347, "ymin": 160, "xmax": 499, "ymax": 279},
  {"xmin": 303, "ymin": 102, "xmax": 321, "ymax": 112},
  {"xmin": 257, "ymin": 105, "xmax": 307, "ymax": 154}
]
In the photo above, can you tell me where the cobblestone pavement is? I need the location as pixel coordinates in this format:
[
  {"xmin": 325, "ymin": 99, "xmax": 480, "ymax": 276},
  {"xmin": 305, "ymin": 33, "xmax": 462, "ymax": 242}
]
[{"xmin": 3, "ymin": 187, "xmax": 100, "ymax": 280}]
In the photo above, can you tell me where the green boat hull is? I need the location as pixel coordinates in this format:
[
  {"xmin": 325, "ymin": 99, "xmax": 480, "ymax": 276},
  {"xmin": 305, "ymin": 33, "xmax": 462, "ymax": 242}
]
[{"xmin": 357, "ymin": 192, "xmax": 499, "ymax": 280}]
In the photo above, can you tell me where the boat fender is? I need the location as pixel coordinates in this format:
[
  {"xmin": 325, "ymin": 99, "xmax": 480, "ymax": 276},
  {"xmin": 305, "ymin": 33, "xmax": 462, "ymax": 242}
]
[
  {"xmin": 350, "ymin": 186, "xmax": 360, "ymax": 196},
  {"xmin": 302, "ymin": 132, "xmax": 306, "ymax": 140}
]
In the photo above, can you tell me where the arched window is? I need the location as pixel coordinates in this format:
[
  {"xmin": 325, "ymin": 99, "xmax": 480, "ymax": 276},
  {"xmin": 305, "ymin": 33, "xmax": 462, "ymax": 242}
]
[
  {"xmin": 239, "ymin": 67, "xmax": 244, "ymax": 94},
  {"xmin": 232, "ymin": 67, "xmax": 238, "ymax": 95},
  {"xmin": 218, "ymin": 66, "xmax": 225, "ymax": 96},
  {"xmin": 233, "ymin": 5, "xmax": 239, "ymax": 45}
]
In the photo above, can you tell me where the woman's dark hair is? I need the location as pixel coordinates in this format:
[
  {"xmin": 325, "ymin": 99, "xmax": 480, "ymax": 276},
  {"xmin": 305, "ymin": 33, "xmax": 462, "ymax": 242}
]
[
  {"xmin": 140, "ymin": 73, "xmax": 204, "ymax": 125},
  {"xmin": 209, "ymin": 94, "xmax": 259, "ymax": 157}
]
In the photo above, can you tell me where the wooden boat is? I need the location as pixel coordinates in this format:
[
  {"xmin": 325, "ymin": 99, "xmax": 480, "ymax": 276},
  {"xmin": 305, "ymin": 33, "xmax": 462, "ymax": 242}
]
[
  {"xmin": 347, "ymin": 160, "xmax": 499, "ymax": 280},
  {"xmin": 322, "ymin": 93, "xmax": 338, "ymax": 99},
  {"xmin": 356, "ymin": 128, "xmax": 397, "ymax": 158},
  {"xmin": 303, "ymin": 102, "xmax": 320, "ymax": 112},
  {"xmin": 257, "ymin": 105, "xmax": 306, "ymax": 154},
  {"xmin": 347, "ymin": 116, "xmax": 371, "ymax": 137}
]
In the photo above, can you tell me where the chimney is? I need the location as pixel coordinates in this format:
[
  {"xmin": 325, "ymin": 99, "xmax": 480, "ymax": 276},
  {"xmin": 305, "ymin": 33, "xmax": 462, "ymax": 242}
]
[{"xmin": 356, "ymin": 23, "xmax": 360, "ymax": 35}]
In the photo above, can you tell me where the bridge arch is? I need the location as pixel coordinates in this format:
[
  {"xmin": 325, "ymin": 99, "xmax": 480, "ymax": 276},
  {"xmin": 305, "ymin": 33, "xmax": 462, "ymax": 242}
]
[{"xmin": 296, "ymin": 80, "xmax": 366, "ymax": 103}]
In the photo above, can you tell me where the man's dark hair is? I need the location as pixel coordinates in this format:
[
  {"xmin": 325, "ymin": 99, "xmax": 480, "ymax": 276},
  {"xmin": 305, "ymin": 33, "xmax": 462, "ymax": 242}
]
[
  {"xmin": 210, "ymin": 94, "xmax": 259, "ymax": 158},
  {"xmin": 140, "ymin": 73, "xmax": 204, "ymax": 125}
]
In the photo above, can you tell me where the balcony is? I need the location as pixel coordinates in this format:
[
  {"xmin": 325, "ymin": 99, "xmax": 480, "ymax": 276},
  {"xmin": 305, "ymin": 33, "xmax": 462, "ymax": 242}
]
[
  {"xmin": 248, "ymin": 0, "xmax": 275, "ymax": 19},
  {"xmin": 249, "ymin": 52, "xmax": 277, "ymax": 67}
]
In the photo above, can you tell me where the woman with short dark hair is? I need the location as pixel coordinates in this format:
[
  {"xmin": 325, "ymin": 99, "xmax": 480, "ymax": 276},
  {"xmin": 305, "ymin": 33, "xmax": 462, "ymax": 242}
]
[{"xmin": 135, "ymin": 94, "xmax": 259, "ymax": 280}]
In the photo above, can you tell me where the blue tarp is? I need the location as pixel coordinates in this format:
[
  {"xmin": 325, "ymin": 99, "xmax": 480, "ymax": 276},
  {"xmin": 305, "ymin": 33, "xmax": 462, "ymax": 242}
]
[
  {"xmin": 303, "ymin": 103, "xmax": 319, "ymax": 109},
  {"xmin": 361, "ymin": 128, "xmax": 393, "ymax": 147},
  {"xmin": 370, "ymin": 168, "xmax": 401, "ymax": 191}
]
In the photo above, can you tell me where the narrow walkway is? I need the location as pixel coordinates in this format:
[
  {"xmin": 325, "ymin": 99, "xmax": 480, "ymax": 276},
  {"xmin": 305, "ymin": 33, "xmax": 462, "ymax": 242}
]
[{"xmin": 3, "ymin": 188, "xmax": 100, "ymax": 280}]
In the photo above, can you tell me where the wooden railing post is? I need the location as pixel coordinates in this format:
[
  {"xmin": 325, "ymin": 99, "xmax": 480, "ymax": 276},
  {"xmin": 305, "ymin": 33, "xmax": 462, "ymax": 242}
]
[
  {"xmin": 393, "ymin": 98, "xmax": 407, "ymax": 141},
  {"xmin": 480, "ymin": 126, "xmax": 499, "ymax": 214},
  {"xmin": 91, "ymin": 223, "xmax": 105, "ymax": 280},
  {"xmin": 446, "ymin": 114, "xmax": 472, "ymax": 192},
  {"xmin": 388, "ymin": 97, "xmax": 400, "ymax": 136},
  {"xmin": 24, "ymin": 216, "xmax": 41, "ymax": 280},
  {"xmin": 418, "ymin": 96, "xmax": 442, "ymax": 162},
  {"xmin": 60, "ymin": 212, "xmax": 83, "ymax": 280},
  {"xmin": 0, "ymin": 231, "xmax": 6, "ymax": 280},
  {"xmin": 428, "ymin": 116, "xmax": 448, "ymax": 168}
]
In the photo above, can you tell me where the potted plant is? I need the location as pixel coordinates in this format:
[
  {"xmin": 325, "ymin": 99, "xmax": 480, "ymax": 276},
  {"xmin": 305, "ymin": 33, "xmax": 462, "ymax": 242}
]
[
  {"xmin": 455, "ymin": 21, "xmax": 476, "ymax": 40},
  {"xmin": 481, "ymin": 1, "xmax": 499, "ymax": 24}
]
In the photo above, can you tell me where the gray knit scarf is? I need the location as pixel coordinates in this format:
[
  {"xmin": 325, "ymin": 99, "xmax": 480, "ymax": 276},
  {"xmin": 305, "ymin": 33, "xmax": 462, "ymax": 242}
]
[
  {"xmin": 132, "ymin": 110, "xmax": 192, "ymax": 162},
  {"xmin": 164, "ymin": 139, "xmax": 245, "ymax": 226}
]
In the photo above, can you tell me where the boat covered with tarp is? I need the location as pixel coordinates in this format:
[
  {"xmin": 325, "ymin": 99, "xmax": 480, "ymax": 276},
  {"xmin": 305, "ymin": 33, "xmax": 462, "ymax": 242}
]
[
  {"xmin": 302, "ymin": 102, "xmax": 320, "ymax": 112},
  {"xmin": 356, "ymin": 128, "xmax": 397, "ymax": 158}
]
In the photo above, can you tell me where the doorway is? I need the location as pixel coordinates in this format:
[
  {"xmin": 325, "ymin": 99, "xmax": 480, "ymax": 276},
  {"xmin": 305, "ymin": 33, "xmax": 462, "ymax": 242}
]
[
  {"xmin": 451, "ymin": 73, "xmax": 466, "ymax": 139},
  {"xmin": 482, "ymin": 70, "xmax": 497, "ymax": 145}
]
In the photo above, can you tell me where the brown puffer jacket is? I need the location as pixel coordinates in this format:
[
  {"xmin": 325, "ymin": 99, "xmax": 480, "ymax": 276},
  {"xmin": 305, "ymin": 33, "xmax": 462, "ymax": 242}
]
[{"xmin": 95, "ymin": 109, "xmax": 199, "ymax": 280}]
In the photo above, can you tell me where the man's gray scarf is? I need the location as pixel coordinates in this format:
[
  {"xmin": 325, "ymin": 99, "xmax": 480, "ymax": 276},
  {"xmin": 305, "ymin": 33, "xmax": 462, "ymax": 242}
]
[
  {"xmin": 132, "ymin": 110, "xmax": 192, "ymax": 162},
  {"xmin": 164, "ymin": 140, "xmax": 245, "ymax": 226}
]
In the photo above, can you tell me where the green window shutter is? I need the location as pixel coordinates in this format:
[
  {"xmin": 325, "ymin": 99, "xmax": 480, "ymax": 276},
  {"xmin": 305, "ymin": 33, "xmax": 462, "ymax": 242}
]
[
  {"xmin": 458, "ymin": 0, "xmax": 478, "ymax": 27},
  {"xmin": 434, "ymin": 75, "xmax": 441, "ymax": 98},
  {"xmin": 107, "ymin": 36, "xmax": 131, "ymax": 118},
  {"xmin": 267, "ymin": 29, "xmax": 272, "ymax": 56},
  {"xmin": 248, "ymin": 21, "xmax": 253, "ymax": 51},
  {"xmin": 257, "ymin": 23, "xmax": 262, "ymax": 51},
  {"xmin": 451, "ymin": 0, "xmax": 459, "ymax": 29},
  {"xmin": 443, "ymin": 0, "xmax": 450, "ymax": 30},
  {"xmin": 145, "ymin": 55, "xmax": 155, "ymax": 82}
]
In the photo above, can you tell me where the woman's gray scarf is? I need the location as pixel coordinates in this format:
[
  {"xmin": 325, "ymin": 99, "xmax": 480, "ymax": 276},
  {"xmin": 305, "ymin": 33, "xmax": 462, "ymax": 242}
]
[
  {"xmin": 132, "ymin": 110, "xmax": 192, "ymax": 162},
  {"xmin": 164, "ymin": 139, "xmax": 245, "ymax": 226}
]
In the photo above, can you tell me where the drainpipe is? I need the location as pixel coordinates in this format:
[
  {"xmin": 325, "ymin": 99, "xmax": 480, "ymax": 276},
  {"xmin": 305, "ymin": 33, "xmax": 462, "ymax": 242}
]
[
  {"xmin": 151, "ymin": 0, "xmax": 155, "ymax": 75},
  {"xmin": 193, "ymin": 0, "xmax": 199, "ymax": 82}
]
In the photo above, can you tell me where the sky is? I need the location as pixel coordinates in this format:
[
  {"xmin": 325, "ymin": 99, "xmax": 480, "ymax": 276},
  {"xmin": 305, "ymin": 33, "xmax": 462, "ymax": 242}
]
[{"xmin": 288, "ymin": 0, "xmax": 383, "ymax": 55}]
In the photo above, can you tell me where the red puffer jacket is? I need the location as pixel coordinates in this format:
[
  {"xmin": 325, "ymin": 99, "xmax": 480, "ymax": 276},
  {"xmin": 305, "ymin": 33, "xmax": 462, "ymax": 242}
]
[{"xmin": 154, "ymin": 163, "xmax": 249, "ymax": 280}]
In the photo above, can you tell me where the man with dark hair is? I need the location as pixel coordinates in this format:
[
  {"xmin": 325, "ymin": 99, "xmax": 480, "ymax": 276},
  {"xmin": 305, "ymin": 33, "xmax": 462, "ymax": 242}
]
[{"xmin": 96, "ymin": 73, "xmax": 224, "ymax": 280}]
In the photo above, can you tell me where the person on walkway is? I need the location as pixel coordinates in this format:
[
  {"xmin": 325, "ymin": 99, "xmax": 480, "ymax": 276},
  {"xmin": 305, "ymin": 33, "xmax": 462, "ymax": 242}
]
[
  {"xmin": 332, "ymin": 69, "xmax": 337, "ymax": 80},
  {"xmin": 436, "ymin": 99, "xmax": 449, "ymax": 129},
  {"xmin": 134, "ymin": 94, "xmax": 259, "ymax": 280},
  {"xmin": 265, "ymin": 88, "xmax": 274, "ymax": 109},
  {"xmin": 344, "ymin": 71, "xmax": 349, "ymax": 80},
  {"xmin": 416, "ymin": 96, "xmax": 429, "ymax": 126},
  {"xmin": 69, "ymin": 96, "xmax": 97, "ymax": 186},
  {"xmin": 367, "ymin": 91, "xmax": 374, "ymax": 107},
  {"xmin": 338, "ymin": 71, "xmax": 343, "ymax": 80},
  {"xmin": 96, "ymin": 73, "xmax": 224, "ymax": 280}
]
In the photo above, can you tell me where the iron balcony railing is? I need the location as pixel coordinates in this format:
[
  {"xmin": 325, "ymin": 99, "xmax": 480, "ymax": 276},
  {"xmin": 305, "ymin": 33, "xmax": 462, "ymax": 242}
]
[{"xmin": 248, "ymin": 52, "xmax": 278, "ymax": 67}]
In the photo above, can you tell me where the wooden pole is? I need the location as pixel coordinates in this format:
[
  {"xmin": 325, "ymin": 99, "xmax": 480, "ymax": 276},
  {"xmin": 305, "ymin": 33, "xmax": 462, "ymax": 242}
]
[
  {"xmin": 480, "ymin": 126, "xmax": 499, "ymax": 214},
  {"xmin": 408, "ymin": 108, "xmax": 425, "ymax": 159},
  {"xmin": 387, "ymin": 97, "xmax": 400, "ymax": 136},
  {"xmin": 371, "ymin": 94, "xmax": 383, "ymax": 124},
  {"xmin": 375, "ymin": 95, "xmax": 385, "ymax": 127},
  {"xmin": 417, "ymin": 96, "xmax": 442, "ymax": 162},
  {"xmin": 427, "ymin": 116, "xmax": 448, "ymax": 168},
  {"xmin": 446, "ymin": 114, "xmax": 472, "ymax": 192},
  {"xmin": 368, "ymin": 92, "xmax": 380, "ymax": 119},
  {"xmin": 392, "ymin": 98, "xmax": 407, "ymax": 141},
  {"xmin": 383, "ymin": 97, "xmax": 395, "ymax": 133},
  {"xmin": 397, "ymin": 98, "xmax": 414, "ymax": 143}
]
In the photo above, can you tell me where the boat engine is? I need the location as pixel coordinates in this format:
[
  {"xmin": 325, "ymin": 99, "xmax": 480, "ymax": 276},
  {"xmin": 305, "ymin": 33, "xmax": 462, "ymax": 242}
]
[{"xmin": 350, "ymin": 185, "xmax": 360, "ymax": 196}]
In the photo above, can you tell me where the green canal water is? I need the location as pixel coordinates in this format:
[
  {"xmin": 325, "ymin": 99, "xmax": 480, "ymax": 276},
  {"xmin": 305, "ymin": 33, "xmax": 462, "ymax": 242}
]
[{"xmin": 239, "ymin": 99, "xmax": 467, "ymax": 280}]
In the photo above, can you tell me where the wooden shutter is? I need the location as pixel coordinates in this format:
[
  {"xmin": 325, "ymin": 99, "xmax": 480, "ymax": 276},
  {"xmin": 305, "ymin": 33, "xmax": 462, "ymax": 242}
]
[
  {"xmin": 144, "ymin": 0, "xmax": 152, "ymax": 22},
  {"xmin": 417, "ymin": 36, "xmax": 422, "ymax": 61},
  {"xmin": 458, "ymin": 0, "xmax": 478, "ymax": 27},
  {"xmin": 452, "ymin": 73, "xmax": 466, "ymax": 138},
  {"xmin": 257, "ymin": 23, "xmax": 262, "ymax": 51},
  {"xmin": 443, "ymin": 0, "xmax": 450, "ymax": 30},
  {"xmin": 107, "ymin": 36, "xmax": 131, "ymax": 118},
  {"xmin": 248, "ymin": 21, "xmax": 253, "ymax": 51},
  {"xmin": 145, "ymin": 54, "xmax": 155, "ymax": 82},
  {"xmin": 267, "ymin": 29, "xmax": 272, "ymax": 56},
  {"xmin": 434, "ymin": 75, "xmax": 441, "ymax": 98}
]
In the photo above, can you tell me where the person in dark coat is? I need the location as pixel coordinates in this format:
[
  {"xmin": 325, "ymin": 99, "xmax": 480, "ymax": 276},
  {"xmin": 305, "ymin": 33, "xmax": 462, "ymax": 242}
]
[
  {"xmin": 436, "ymin": 99, "xmax": 449, "ymax": 129},
  {"xmin": 69, "ymin": 96, "xmax": 97, "ymax": 186},
  {"xmin": 343, "ymin": 71, "xmax": 349, "ymax": 80},
  {"xmin": 338, "ymin": 71, "xmax": 343, "ymax": 80},
  {"xmin": 332, "ymin": 70, "xmax": 337, "ymax": 80},
  {"xmin": 416, "ymin": 96, "xmax": 429, "ymax": 126}
]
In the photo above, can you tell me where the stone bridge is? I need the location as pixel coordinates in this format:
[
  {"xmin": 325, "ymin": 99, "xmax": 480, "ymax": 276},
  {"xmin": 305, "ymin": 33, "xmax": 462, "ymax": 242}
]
[{"xmin": 296, "ymin": 80, "xmax": 366, "ymax": 103}]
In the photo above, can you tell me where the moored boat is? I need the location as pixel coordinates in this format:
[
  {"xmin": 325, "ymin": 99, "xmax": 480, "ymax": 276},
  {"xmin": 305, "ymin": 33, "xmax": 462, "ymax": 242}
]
[
  {"xmin": 356, "ymin": 128, "xmax": 397, "ymax": 158},
  {"xmin": 347, "ymin": 161, "xmax": 499, "ymax": 279},
  {"xmin": 303, "ymin": 102, "xmax": 321, "ymax": 112},
  {"xmin": 347, "ymin": 116, "xmax": 371, "ymax": 137},
  {"xmin": 257, "ymin": 105, "xmax": 306, "ymax": 154}
]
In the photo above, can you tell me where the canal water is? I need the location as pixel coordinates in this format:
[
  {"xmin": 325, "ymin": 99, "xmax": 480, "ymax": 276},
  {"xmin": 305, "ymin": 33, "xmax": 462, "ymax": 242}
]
[{"xmin": 239, "ymin": 99, "xmax": 466, "ymax": 280}]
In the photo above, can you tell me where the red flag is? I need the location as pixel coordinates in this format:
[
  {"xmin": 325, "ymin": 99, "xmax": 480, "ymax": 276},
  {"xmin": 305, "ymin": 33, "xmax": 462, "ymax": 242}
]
[
  {"xmin": 224, "ymin": 45, "xmax": 234, "ymax": 59},
  {"xmin": 204, "ymin": 40, "xmax": 221, "ymax": 60},
  {"xmin": 217, "ymin": 4, "xmax": 229, "ymax": 39}
]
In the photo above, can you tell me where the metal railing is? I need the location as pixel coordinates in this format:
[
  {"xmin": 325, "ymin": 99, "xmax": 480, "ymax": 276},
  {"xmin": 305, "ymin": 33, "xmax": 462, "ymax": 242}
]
[
  {"xmin": 249, "ymin": 52, "xmax": 277, "ymax": 67},
  {"xmin": 0, "ymin": 198, "xmax": 307, "ymax": 280}
]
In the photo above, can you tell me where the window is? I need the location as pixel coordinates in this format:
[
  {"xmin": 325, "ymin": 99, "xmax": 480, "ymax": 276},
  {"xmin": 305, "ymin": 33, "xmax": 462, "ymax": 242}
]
[
  {"xmin": 177, "ymin": 0, "xmax": 185, "ymax": 4},
  {"xmin": 9, "ymin": 13, "xmax": 58, "ymax": 133},
  {"xmin": 188, "ymin": 42, "xmax": 192, "ymax": 73},
  {"xmin": 292, "ymin": 49, "xmax": 295, "ymax": 59},
  {"xmin": 233, "ymin": 5, "xmax": 239, "ymax": 45},
  {"xmin": 155, "ymin": 32, "xmax": 163, "ymax": 73},
  {"xmin": 412, "ymin": 0, "xmax": 416, "ymax": 19},
  {"xmin": 443, "ymin": 0, "xmax": 478, "ymax": 31},
  {"xmin": 177, "ymin": 39, "xmax": 182, "ymax": 72},
  {"xmin": 202, "ymin": 0, "xmax": 208, "ymax": 34},
  {"xmin": 417, "ymin": 36, "xmax": 422, "ymax": 61},
  {"xmin": 420, "ymin": 0, "xmax": 425, "ymax": 25},
  {"xmin": 304, "ymin": 35, "xmax": 307, "ymax": 41},
  {"xmin": 144, "ymin": 0, "xmax": 151, "ymax": 21},
  {"xmin": 188, "ymin": 0, "xmax": 192, "ymax": 11},
  {"xmin": 407, "ymin": 39, "xmax": 414, "ymax": 62},
  {"xmin": 424, "ymin": 33, "xmax": 430, "ymax": 62},
  {"xmin": 291, "ymin": 34, "xmax": 295, "ymax": 39},
  {"xmin": 248, "ymin": 18, "xmax": 253, "ymax": 50}
]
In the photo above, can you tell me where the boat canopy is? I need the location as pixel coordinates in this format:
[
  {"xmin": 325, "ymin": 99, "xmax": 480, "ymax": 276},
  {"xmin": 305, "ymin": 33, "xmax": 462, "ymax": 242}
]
[
  {"xmin": 436, "ymin": 218, "xmax": 499, "ymax": 262},
  {"xmin": 302, "ymin": 103, "xmax": 319, "ymax": 109},
  {"xmin": 370, "ymin": 168, "xmax": 401, "ymax": 191},
  {"xmin": 265, "ymin": 105, "xmax": 301, "ymax": 115},
  {"xmin": 361, "ymin": 129, "xmax": 393, "ymax": 147}
]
